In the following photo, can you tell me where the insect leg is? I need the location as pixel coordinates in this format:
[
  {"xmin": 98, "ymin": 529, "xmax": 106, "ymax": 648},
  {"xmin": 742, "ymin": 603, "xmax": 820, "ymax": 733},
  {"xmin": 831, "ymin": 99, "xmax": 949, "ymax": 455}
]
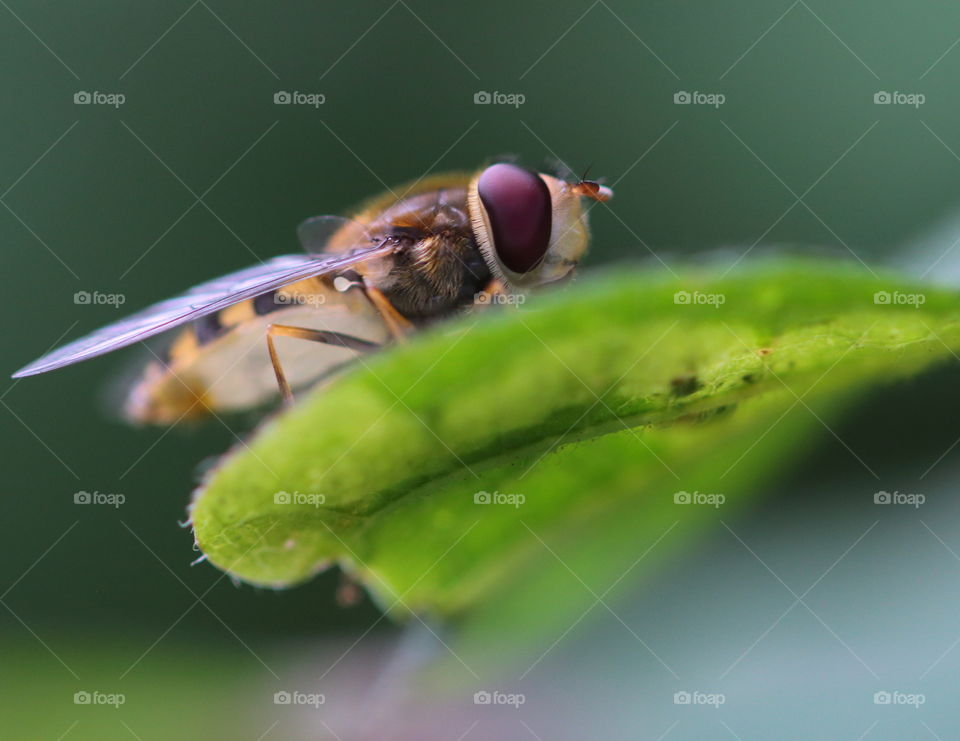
[
  {"xmin": 360, "ymin": 282, "xmax": 414, "ymax": 342},
  {"xmin": 266, "ymin": 324, "xmax": 380, "ymax": 404}
]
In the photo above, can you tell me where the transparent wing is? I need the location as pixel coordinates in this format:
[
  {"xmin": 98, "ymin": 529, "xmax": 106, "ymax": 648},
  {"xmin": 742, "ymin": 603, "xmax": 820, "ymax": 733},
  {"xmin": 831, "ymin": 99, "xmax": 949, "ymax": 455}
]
[
  {"xmin": 297, "ymin": 215, "xmax": 369, "ymax": 253},
  {"xmin": 12, "ymin": 244, "xmax": 394, "ymax": 378}
]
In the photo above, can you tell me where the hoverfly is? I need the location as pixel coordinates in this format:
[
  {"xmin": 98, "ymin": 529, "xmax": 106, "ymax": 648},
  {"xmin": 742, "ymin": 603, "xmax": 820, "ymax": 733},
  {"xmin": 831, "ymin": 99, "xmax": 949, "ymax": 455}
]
[{"xmin": 12, "ymin": 162, "xmax": 612, "ymax": 424}]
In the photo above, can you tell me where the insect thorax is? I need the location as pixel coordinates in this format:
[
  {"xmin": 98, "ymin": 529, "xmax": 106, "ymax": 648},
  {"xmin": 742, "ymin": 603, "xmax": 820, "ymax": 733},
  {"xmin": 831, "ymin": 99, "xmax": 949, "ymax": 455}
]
[{"xmin": 365, "ymin": 188, "xmax": 492, "ymax": 320}]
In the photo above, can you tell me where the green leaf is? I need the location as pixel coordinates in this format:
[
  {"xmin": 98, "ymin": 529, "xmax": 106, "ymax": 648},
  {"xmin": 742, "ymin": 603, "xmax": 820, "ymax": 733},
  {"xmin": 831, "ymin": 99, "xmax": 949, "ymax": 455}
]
[{"xmin": 190, "ymin": 260, "xmax": 959, "ymax": 640}]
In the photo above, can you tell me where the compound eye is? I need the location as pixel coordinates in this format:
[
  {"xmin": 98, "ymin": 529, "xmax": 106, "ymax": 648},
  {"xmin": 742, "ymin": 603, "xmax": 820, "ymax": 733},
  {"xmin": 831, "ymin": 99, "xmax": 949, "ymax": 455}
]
[{"xmin": 477, "ymin": 163, "xmax": 552, "ymax": 273}]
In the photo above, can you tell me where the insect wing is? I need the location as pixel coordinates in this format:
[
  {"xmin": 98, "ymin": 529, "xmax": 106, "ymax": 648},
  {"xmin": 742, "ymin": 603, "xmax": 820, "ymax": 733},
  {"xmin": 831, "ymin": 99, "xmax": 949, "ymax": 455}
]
[
  {"xmin": 297, "ymin": 215, "xmax": 370, "ymax": 254},
  {"xmin": 12, "ymin": 245, "xmax": 394, "ymax": 378}
]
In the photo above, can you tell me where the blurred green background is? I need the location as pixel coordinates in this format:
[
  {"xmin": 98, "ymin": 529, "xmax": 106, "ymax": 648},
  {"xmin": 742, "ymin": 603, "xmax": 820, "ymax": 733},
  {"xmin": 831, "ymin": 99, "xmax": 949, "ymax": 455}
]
[{"xmin": 4, "ymin": 1, "xmax": 960, "ymax": 738}]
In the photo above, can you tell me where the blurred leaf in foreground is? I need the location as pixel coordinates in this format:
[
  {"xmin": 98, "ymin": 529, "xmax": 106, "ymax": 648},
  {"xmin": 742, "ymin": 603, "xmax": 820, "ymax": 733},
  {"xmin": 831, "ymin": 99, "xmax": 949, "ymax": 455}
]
[{"xmin": 190, "ymin": 260, "xmax": 960, "ymax": 669}]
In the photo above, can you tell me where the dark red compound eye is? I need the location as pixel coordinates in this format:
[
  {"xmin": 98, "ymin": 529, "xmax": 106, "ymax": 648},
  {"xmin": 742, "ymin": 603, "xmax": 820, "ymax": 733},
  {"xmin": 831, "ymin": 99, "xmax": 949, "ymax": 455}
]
[{"xmin": 477, "ymin": 163, "xmax": 552, "ymax": 273}]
